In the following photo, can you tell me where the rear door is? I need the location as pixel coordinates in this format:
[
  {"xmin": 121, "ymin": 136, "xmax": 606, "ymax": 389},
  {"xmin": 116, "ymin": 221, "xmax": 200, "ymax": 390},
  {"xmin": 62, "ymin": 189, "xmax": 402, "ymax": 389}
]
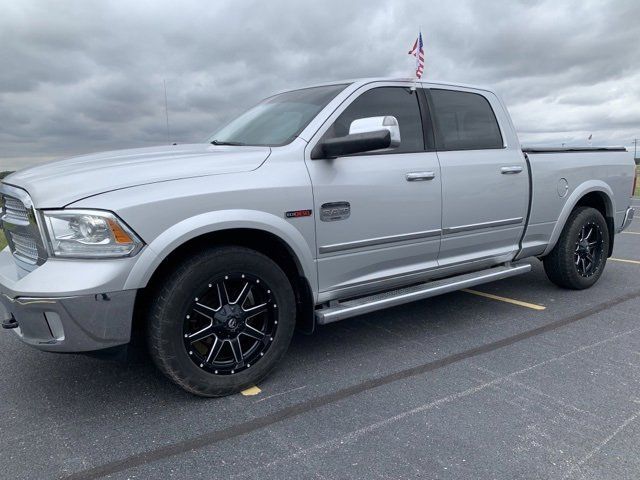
[
  {"xmin": 427, "ymin": 87, "xmax": 528, "ymax": 266},
  {"xmin": 305, "ymin": 83, "xmax": 442, "ymax": 296}
]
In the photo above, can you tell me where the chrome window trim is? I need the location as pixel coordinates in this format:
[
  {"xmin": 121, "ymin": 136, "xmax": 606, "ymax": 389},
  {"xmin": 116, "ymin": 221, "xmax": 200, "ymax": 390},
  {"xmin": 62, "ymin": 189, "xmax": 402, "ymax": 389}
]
[
  {"xmin": 319, "ymin": 229, "xmax": 441, "ymax": 254},
  {"xmin": 443, "ymin": 217, "xmax": 523, "ymax": 235}
]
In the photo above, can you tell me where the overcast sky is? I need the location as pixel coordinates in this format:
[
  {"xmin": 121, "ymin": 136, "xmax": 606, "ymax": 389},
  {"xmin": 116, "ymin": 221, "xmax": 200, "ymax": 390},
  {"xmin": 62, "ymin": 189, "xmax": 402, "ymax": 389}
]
[{"xmin": 1, "ymin": 0, "xmax": 639, "ymax": 170}]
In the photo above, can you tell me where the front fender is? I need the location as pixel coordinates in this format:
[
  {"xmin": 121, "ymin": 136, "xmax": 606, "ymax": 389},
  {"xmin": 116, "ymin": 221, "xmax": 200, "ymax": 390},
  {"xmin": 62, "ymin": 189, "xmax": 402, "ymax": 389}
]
[
  {"xmin": 123, "ymin": 209, "xmax": 317, "ymax": 294},
  {"xmin": 541, "ymin": 180, "xmax": 615, "ymax": 256}
]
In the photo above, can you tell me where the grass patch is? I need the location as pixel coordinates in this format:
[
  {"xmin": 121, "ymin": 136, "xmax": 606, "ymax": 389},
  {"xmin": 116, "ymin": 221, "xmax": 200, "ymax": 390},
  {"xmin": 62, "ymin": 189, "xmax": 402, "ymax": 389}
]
[
  {"xmin": 635, "ymin": 167, "xmax": 640, "ymax": 197},
  {"xmin": 0, "ymin": 230, "xmax": 6, "ymax": 250}
]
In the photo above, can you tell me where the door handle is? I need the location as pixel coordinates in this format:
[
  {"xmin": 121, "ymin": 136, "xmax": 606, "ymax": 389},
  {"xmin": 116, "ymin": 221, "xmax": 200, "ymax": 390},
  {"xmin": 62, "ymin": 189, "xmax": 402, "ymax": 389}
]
[
  {"xmin": 405, "ymin": 171, "xmax": 435, "ymax": 181},
  {"xmin": 500, "ymin": 166, "xmax": 523, "ymax": 174}
]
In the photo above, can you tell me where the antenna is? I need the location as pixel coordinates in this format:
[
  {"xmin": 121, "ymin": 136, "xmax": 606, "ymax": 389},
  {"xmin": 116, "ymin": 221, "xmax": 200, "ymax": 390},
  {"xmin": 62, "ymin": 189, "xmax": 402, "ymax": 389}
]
[{"xmin": 163, "ymin": 79, "xmax": 171, "ymax": 144}]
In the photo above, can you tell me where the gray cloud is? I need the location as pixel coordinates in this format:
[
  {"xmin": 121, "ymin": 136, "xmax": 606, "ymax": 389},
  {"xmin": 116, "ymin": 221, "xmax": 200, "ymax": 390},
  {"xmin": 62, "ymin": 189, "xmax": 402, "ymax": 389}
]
[{"xmin": 1, "ymin": 0, "xmax": 639, "ymax": 170}]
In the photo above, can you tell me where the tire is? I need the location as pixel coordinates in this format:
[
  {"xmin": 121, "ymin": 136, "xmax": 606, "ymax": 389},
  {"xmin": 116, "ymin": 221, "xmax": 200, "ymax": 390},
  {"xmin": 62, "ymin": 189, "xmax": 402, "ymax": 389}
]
[
  {"xmin": 147, "ymin": 246, "xmax": 296, "ymax": 397},
  {"xmin": 543, "ymin": 207, "xmax": 609, "ymax": 290}
]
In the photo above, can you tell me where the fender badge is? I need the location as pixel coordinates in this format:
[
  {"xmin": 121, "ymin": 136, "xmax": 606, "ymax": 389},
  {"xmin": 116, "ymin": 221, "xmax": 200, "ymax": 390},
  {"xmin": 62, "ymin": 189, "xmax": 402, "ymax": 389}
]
[{"xmin": 285, "ymin": 209, "xmax": 312, "ymax": 218}]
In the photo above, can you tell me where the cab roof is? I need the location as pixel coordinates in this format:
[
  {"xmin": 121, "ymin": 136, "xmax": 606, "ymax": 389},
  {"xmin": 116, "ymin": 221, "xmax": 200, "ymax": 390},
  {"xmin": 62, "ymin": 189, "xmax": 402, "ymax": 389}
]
[{"xmin": 297, "ymin": 77, "xmax": 496, "ymax": 94}]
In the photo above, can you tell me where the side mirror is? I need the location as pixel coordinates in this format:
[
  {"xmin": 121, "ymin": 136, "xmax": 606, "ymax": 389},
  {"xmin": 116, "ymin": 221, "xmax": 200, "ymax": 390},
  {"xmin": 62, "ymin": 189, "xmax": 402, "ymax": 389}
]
[
  {"xmin": 311, "ymin": 115, "xmax": 401, "ymax": 159},
  {"xmin": 349, "ymin": 116, "xmax": 401, "ymax": 148}
]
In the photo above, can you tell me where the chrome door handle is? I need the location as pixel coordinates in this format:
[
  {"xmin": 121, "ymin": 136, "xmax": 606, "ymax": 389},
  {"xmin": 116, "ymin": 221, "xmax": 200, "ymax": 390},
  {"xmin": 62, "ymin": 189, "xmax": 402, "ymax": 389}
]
[
  {"xmin": 501, "ymin": 166, "xmax": 523, "ymax": 174},
  {"xmin": 405, "ymin": 171, "xmax": 435, "ymax": 181}
]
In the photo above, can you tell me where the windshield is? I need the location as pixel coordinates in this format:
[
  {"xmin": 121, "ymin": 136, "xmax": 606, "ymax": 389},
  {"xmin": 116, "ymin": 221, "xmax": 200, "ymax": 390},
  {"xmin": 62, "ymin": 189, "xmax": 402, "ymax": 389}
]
[{"xmin": 208, "ymin": 84, "xmax": 348, "ymax": 147}]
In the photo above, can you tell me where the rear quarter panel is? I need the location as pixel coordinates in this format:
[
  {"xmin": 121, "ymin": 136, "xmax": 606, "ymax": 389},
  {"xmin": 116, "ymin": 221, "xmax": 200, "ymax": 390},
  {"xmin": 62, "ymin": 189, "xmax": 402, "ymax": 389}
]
[{"xmin": 519, "ymin": 150, "xmax": 635, "ymax": 258}]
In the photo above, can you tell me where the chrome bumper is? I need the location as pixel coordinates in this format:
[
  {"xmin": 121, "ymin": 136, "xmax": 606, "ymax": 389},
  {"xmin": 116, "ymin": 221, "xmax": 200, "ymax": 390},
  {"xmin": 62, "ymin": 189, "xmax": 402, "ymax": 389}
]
[
  {"xmin": 0, "ymin": 245, "xmax": 138, "ymax": 352},
  {"xmin": 618, "ymin": 207, "xmax": 635, "ymax": 233},
  {"xmin": 0, "ymin": 290, "xmax": 136, "ymax": 352}
]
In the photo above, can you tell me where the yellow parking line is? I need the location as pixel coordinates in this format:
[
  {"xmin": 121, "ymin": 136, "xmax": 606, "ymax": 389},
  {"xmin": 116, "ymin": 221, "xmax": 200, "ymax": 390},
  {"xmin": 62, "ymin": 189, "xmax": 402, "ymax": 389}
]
[
  {"xmin": 462, "ymin": 289, "xmax": 546, "ymax": 311},
  {"xmin": 610, "ymin": 257, "xmax": 640, "ymax": 265},
  {"xmin": 240, "ymin": 386, "xmax": 262, "ymax": 396}
]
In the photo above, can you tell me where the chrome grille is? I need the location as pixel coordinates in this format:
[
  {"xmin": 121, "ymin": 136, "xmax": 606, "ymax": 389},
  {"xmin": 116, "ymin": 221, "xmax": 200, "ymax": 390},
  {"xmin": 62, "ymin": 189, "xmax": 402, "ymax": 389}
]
[
  {"xmin": 9, "ymin": 232, "xmax": 39, "ymax": 264},
  {"xmin": 3, "ymin": 196, "xmax": 30, "ymax": 225},
  {"xmin": 0, "ymin": 185, "xmax": 47, "ymax": 267}
]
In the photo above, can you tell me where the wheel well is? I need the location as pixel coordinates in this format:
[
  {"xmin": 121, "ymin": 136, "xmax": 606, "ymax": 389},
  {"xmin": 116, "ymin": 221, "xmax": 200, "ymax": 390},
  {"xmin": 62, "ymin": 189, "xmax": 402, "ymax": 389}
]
[
  {"xmin": 574, "ymin": 191, "xmax": 615, "ymax": 256},
  {"xmin": 132, "ymin": 229, "xmax": 315, "ymax": 340}
]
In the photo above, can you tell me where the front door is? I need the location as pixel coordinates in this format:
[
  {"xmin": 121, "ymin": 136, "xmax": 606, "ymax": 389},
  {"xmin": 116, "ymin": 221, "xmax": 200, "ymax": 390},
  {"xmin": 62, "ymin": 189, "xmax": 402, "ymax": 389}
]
[{"xmin": 304, "ymin": 84, "xmax": 442, "ymax": 296}]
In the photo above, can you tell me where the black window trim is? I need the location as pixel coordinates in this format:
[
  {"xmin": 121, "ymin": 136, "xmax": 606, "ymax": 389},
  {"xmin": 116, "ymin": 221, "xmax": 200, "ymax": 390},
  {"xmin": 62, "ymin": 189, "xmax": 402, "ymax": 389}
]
[
  {"xmin": 312, "ymin": 85, "xmax": 432, "ymax": 159},
  {"xmin": 425, "ymin": 88, "xmax": 506, "ymax": 152},
  {"xmin": 417, "ymin": 88, "xmax": 436, "ymax": 151}
]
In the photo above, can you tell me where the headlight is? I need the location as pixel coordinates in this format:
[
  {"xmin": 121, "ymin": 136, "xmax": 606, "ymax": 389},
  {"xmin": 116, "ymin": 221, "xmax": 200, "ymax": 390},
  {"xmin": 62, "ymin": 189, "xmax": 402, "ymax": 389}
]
[{"xmin": 42, "ymin": 210, "xmax": 143, "ymax": 258}]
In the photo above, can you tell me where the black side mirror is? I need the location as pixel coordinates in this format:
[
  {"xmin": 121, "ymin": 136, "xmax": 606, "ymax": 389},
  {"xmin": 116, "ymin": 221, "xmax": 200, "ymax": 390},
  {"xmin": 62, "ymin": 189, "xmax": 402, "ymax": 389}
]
[{"xmin": 311, "ymin": 130, "xmax": 391, "ymax": 159}]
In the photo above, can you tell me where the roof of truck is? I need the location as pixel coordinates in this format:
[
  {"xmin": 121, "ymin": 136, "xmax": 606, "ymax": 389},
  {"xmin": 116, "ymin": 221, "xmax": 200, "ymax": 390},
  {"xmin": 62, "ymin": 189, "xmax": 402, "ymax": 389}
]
[{"xmin": 300, "ymin": 77, "xmax": 495, "ymax": 93}]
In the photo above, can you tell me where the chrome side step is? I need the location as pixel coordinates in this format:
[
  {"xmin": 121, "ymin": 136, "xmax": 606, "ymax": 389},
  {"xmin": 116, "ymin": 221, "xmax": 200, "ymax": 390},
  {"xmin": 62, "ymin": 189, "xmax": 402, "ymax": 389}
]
[{"xmin": 315, "ymin": 263, "xmax": 532, "ymax": 325}]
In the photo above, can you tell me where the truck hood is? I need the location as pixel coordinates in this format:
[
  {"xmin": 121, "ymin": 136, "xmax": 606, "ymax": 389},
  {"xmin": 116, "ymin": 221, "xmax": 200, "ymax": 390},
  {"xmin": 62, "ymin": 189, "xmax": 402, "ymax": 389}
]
[{"xmin": 3, "ymin": 143, "xmax": 271, "ymax": 207}]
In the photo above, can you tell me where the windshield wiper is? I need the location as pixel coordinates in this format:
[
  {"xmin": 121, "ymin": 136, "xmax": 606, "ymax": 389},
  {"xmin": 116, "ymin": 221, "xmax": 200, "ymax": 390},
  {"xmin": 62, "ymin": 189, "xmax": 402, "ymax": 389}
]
[{"xmin": 210, "ymin": 139, "xmax": 247, "ymax": 146}]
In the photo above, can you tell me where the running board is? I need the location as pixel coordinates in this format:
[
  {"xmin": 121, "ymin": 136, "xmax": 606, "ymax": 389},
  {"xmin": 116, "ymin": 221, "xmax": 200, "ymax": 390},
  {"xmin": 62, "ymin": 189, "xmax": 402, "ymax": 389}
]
[{"xmin": 315, "ymin": 263, "xmax": 532, "ymax": 325}]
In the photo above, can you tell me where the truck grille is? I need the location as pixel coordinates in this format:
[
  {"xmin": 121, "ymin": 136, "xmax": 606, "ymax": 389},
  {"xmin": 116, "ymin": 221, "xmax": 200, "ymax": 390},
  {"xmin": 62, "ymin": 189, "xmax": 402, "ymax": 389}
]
[
  {"xmin": 0, "ymin": 186, "xmax": 47, "ymax": 267},
  {"xmin": 3, "ymin": 196, "xmax": 30, "ymax": 225},
  {"xmin": 10, "ymin": 232, "xmax": 39, "ymax": 263}
]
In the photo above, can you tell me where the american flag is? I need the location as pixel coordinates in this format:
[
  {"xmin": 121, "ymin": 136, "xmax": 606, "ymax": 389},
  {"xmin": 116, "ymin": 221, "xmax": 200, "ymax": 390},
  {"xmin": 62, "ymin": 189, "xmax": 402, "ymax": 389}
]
[{"xmin": 408, "ymin": 31, "xmax": 424, "ymax": 79}]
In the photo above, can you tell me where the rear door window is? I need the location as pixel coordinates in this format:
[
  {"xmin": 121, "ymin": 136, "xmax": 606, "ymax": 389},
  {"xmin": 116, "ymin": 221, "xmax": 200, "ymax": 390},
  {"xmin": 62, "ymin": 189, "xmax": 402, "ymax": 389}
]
[{"xmin": 429, "ymin": 89, "xmax": 503, "ymax": 151}]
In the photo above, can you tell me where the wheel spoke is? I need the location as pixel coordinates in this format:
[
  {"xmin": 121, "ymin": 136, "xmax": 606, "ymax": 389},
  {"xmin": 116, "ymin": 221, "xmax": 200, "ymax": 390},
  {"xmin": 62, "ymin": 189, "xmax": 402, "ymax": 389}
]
[
  {"xmin": 228, "ymin": 338, "xmax": 244, "ymax": 368},
  {"xmin": 195, "ymin": 301, "xmax": 220, "ymax": 313},
  {"xmin": 217, "ymin": 282, "xmax": 230, "ymax": 305},
  {"xmin": 243, "ymin": 301, "xmax": 268, "ymax": 314},
  {"xmin": 585, "ymin": 227, "xmax": 593, "ymax": 241},
  {"xmin": 242, "ymin": 325, "xmax": 266, "ymax": 341},
  {"xmin": 580, "ymin": 257, "xmax": 587, "ymax": 274},
  {"xmin": 205, "ymin": 336, "xmax": 223, "ymax": 363},
  {"xmin": 575, "ymin": 254, "xmax": 581, "ymax": 266},
  {"xmin": 188, "ymin": 323, "xmax": 215, "ymax": 343},
  {"xmin": 192, "ymin": 308, "xmax": 213, "ymax": 321},
  {"xmin": 233, "ymin": 282, "xmax": 252, "ymax": 306}
]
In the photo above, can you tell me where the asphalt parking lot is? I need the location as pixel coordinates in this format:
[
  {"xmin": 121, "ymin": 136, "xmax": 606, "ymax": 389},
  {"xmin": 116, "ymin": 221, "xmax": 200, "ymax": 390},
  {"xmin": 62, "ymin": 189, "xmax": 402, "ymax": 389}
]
[{"xmin": 2, "ymin": 200, "xmax": 640, "ymax": 480}]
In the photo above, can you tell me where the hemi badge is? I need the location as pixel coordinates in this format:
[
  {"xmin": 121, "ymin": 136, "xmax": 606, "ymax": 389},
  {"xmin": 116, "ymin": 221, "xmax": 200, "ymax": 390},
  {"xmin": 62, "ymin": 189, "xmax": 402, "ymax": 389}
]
[{"xmin": 285, "ymin": 209, "xmax": 312, "ymax": 218}]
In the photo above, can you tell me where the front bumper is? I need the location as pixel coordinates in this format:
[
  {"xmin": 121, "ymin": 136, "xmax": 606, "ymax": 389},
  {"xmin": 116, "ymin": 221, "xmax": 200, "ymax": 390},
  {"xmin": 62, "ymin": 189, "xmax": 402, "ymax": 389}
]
[
  {"xmin": 618, "ymin": 207, "xmax": 635, "ymax": 233},
  {"xmin": 0, "ymin": 247, "xmax": 138, "ymax": 352},
  {"xmin": 0, "ymin": 290, "xmax": 136, "ymax": 352}
]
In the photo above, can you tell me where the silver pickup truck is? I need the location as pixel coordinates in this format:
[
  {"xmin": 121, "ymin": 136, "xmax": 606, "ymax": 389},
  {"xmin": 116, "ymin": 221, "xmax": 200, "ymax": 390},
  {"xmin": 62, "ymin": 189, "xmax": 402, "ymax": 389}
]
[{"xmin": 0, "ymin": 78, "xmax": 636, "ymax": 396}]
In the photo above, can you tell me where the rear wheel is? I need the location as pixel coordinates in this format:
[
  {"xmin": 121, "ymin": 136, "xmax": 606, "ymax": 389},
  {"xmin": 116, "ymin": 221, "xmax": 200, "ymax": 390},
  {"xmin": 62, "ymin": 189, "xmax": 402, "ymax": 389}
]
[
  {"xmin": 543, "ymin": 207, "xmax": 609, "ymax": 290},
  {"xmin": 147, "ymin": 246, "xmax": 296, "ymax": 397}
]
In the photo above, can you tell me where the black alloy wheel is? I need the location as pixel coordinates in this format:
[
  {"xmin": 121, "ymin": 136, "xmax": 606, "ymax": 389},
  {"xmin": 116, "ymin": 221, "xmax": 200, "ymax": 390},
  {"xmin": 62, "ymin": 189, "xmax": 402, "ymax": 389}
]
[
  {"xmin": 543, "ymin": 206, "xmax": 609, "ymax": 290},
  {"xmin": 183, "ymin": 272, "xmax": 277, "ymax": 375},
  {"xmin": 147, "ymin": 246, "xmax": 296, "ymax": 397},
  {"xmin": 574, "ymin": 221, "xmax": 604, "ymax": 278}
]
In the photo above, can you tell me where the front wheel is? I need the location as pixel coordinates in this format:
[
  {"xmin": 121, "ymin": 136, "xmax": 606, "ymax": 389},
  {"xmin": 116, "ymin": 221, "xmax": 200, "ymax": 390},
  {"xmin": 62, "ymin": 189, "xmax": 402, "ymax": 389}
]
[
  {"xmin": 147, "ymin": 246, "xmax": 296, "ymax": 397},
  {"xmin": 543, "ymin": 207, "xmax": 609, "ymax": 290}
]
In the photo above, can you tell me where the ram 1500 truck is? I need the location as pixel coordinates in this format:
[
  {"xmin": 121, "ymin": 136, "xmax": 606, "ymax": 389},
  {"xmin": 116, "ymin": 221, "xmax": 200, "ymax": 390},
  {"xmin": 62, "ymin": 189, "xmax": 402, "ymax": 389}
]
[{"xmin": 0, "ymin": 78, "xmax": 636, "ymax": 396}]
